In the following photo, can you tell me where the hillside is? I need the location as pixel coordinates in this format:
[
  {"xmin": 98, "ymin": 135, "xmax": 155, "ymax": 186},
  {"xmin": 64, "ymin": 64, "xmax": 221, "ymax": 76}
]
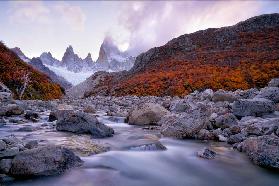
[
  {"xmin": 0, "ymin": 42, "xmax": 63, "ymax": 100},
  {"xmin": 74, "ymin": 13, "xmax": 279, "ymax": 97}
]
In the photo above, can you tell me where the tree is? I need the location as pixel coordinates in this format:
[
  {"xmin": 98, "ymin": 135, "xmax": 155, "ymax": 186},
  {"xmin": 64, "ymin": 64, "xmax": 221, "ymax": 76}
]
[{"xmin": 17, "ymin": 72, "xmax": 31, "ymax": 100}]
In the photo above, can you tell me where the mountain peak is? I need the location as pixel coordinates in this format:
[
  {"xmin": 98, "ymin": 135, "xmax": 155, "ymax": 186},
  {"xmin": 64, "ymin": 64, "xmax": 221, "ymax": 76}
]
[
  {"xmin": 10, "ymin": 47, "xmax": 30, "ymax": 62},
  {"xmin": 66, "ymin": 45, "xmax": 74, "ymax": 53}
]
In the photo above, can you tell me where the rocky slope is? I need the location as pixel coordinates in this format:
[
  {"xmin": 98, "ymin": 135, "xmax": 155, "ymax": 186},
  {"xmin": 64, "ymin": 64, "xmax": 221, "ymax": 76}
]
[
  {"xmin": 0, "ymin": 42, "xmax": 63, "ymax": 100},
  {"xmin": 73, "ymin": 13, "xmax": 279, "ymax": 98},
  {"xmin": 11, "ymin": 48, "xmax": 72, "ymax": 89},
  {"xmin": 29, "ymin": 58, "xmax": 72, "ymax": 89}
]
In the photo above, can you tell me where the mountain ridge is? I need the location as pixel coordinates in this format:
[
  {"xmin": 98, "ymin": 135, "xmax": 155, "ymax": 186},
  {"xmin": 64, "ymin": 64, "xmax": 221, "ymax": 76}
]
[{"xmin": 67, "ymin": 13, "xmax": 279, "ymax": 98}]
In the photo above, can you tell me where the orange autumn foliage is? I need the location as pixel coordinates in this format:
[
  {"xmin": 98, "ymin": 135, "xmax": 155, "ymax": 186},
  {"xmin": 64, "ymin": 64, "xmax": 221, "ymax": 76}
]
[{"xmin": 0, "ymin": 42, "xmax": 63, "ymax": 100}]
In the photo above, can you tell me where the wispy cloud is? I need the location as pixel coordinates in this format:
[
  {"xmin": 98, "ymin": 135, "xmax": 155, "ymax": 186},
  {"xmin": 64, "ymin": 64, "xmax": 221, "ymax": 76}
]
[
  {"xmin": 9, "ymin": 1, "xmax": 51, "ymax": 25},
  {"xmin": 118, "ymin": 1, "xmax": 262, "ymax": 55},
  {"xmin": 54, "ymin": 2, "xmax": 86, "ymax": 32},
  {"xmin": 8, "ymin": 1, "xmax": 86, "ymax": 32}
]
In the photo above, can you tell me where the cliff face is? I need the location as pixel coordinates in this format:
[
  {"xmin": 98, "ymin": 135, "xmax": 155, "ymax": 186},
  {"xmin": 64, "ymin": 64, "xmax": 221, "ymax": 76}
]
[
  {"xmin": 0, "ymin": 42, "xmax": 63, "ymax": 100},
  {"xmin": 77, "ymin": 14, "xmax": 279, "ymax": 97}
]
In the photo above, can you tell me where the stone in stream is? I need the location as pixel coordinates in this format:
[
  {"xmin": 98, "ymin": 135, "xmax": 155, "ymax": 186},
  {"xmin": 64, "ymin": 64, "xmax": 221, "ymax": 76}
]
[
  {"xmin": 9, "ymin": 145, "xmax": 83, "ymax": 178},
  {"xmin": 197, "ymin": 148, "xmax": 216, "ymax": 159},
  {"xmin": 0, "ymin": 104, "xmax": 24, "ymax": 117},
  {"xmin": 128, "ymin": 103, "xmax": 170, "ymax": 125},
  {"xmin": 0, "ymin": 159, "xmax": 12, "ymax": 174},
  {"xmin": 232, "ymin": 98, "xmax": 275, "ymax": 117},
  {"xmin": 56, "ymin": 111, "xmax": 114, "ymax": 138},
  {"xmin": 129, "ymin": 142, "xmax": 167, "ymax": 151},
  {"xmin": 241, "ymin": 135, "xmax": 279, "ymax": 170},
  {"xmin": 24, "ymin": 111, "xmax": 39, "ymax": 122},
  {"xmin": 160, "ymin": 107, "xmax": 209, "ymax": 139}
]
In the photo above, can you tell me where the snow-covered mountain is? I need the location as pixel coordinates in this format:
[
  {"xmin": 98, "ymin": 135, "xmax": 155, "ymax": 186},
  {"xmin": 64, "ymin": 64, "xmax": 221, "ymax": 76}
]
[
  {"xmin": 39, "ymin": 37, "xmax": 135, "ymax": 85},
  {"xmin": 96, "ymin": 36, "xmax": 134, "ymax": 71}
]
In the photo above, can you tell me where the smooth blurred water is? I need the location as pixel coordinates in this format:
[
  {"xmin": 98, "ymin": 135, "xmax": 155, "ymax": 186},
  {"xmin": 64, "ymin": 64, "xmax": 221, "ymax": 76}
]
[{"xmin": 2, "ymin": 114, "xmax": 279, "ymax": 186}]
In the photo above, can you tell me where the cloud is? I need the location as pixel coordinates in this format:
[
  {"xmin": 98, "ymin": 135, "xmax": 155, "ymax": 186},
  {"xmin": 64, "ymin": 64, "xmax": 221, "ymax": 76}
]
[
  {"xmin": 9, "ymin": 1, "xmax": 86, "ymax": 32},
  {"xmin": 9, "ymin": 1, "xmax": 51, "ymax": 25},
  {"xmin": 118, "ymin": 1, "xmax": 262, "ymax": 55},
  {"xmin": 54, "ymin": 2, "xmax": 86, "ymax": 32}
]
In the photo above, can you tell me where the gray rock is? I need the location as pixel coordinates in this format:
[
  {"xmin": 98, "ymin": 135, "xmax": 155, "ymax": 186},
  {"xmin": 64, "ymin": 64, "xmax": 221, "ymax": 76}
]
[
  {"xmin": 197, "ymin": 148, "xmax": 216, "ymax": 159},
  {"xmin": 268, "ymin": 78, "xmax": 279, "ymax": 87},
  {"xmin": 232, "ymin": 98, "xmax": 275, "ymax": 117},
  {"xmin": 245, "ymin": 125, "xmax": 263, "ymax": 136},
  {"xmin": 197, "ymin": 129, "xmax": 216, "ymax": 140},
  {"xmin": 17, "ymin": 126, "xmax": 40, "ymax": 132},
  {"xmin": 0, "ymin": 147, "xmax": 19, "ymax": 158},
  {"xmin": 227, "ymin": 133, "xmax": 246, "ymax": 144},
  {"xmin": 212, "ymin": 90, "xmax": 238, "ymax": 103},
  {"xmin": 0, "ymin": 140, "xmax": 7, "ymax": 151},
  {"xmin": 129, "ymin": 142, "xmax": 167, "ymax": 151},
  {"xmin": 242, "ymin": 135, "xmax": 279, "ymax": 169},
  {"xmin": 255, "ymin": 87, "xmax": 279, "ymax": 103},
  {"xmin": 214, "ymin": 113, "xmax": 238, "ymax": 129},
  {"xmin": 24, "ymin": 140, "xmax": 38, "ymax": 149},
  {"xmin": 169, "ymin": 99, "xmax": 190, "ymax": 112},
  {"xmin": 24, "ymin": 111, "xmax": 39, "ymax": 122},
  {"xmin": 0, "ymin": 104, "xmax": 24, "ymax": 117},
  {"xmin": 160, "ymin": 108, "xmax": 209, "ymax": 139},
  {"xmin": 9, "ymin": 145, "xmax": 83, "ymax": 178},
  {"xmin": 0, "ymin": 173, "xmax": 14, "ymax": 182},
  {"xmin": 0, "ymin": 159, "xmax": 12, "ymax": 174},
  {"xmin": 56, "ymin": 111, "xmax": 114, "ymax": 138},
  {"xmin": 48, "ymin": 111, "xmax": 57, "ymax": 122},
  {"xmin": 128, "ymin": 103, "xmax": 170, "ymax": 125}
]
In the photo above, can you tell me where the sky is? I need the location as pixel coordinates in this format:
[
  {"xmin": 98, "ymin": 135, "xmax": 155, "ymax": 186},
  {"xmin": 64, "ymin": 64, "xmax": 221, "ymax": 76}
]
[{"xmin": 0, "ymin": 0, "xmax": 278, "ymax": 61}]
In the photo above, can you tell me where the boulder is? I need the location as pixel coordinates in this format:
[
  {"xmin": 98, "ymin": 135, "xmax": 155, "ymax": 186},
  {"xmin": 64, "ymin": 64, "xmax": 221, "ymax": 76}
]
[
  {"xmin": 227, "ymin": 133, "xmax": 246, "ymax": 144},
  {"xmin": 160, "ymin": 108, "xmax": 209, "ymax": 139},
  {"xmin": 9, "ymin": 145, "xmax": 83, "ymax": 178},
  {"xmin": 197, "ymin": 129, "xmax": 216, "ymax": 140},
  {"xmin": 0, "ymin": 104, "xmax": 24, "ymax": 117},
  {"xmin": 232, "ymin": 98, "xmax": 275, "ymax": 117},
  {"xmin": 213, "ymin": 113, "xmax": 238, "ymax": 129},
  {"xmin": 197, "ymin": 148, "xmax": 216, "ymax": 159},
  {"xmin": 128, "ymin": 103, "xmax": 170, "ymax": 125},
  {"xmin": 255, "ymin": 87, "xmax": 279, "ymax": 103},
  {"xmin": 169, "ymin": 99, "xmax": 190, "ymax": 112},
  {"xmin": 24, "ymin": 111, "xmax": 39, "ymax": 122},
  {"xmin": 83, "ymin": 105, "xmax": 96, "ymax": 114},
  {"xmin": 56, "ymin": 111, "xmax": 114, "ymax": 138},
  {"xmin": 268, "ymin": 78, "xmax": 279, "ymax": 87},
  {"xmin": 0, "ymin": 159, "xmax": 12, "ymax": 174},
  {"xmin": 212, "ymin": 90, "xmax": 238, "ymax": 103},
  {"xmin": 242, "ymin": 135, "xmax": 279, "ymax": 170}
]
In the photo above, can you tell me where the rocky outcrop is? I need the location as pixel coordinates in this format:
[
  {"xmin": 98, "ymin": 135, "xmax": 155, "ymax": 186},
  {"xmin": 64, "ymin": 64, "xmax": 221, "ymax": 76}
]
[
  {"xmin": 232, "ymin": 98, "xmax": 275, "ymax": 117},
  {"xmin": 56, "ymin": 111, "xmax": 114, "ymax": 138},
  {"xmin": 255, "ymin": 87, "xmax": 279, "ymax": 103},
  {"xmin": 29, "ymin": 58, "xmax": 72, "ymax": 89},
  {"xmin": 241, "ymin": 135, "xmax": 279, "ymax": 170},
  {"xmin": 128, "ymin": 103, "xmax": 170, "ymax": 125},
  {"xmin": 160, "ymin": 107, "xmax": 209, "ymax": 139},
  {"xmin": 9, "ymin": 145, "xmax": 82, "ymax": 178},
  {"xmin": 0, "ymin": 104, "xmax": 24, "ymax": 117}
]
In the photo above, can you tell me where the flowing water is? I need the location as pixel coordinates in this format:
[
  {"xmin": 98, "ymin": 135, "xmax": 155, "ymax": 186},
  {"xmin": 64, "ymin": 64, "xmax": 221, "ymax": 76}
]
[{"xmin": 1, "ymin": 112, "xmax": 279, "ymax": 186}]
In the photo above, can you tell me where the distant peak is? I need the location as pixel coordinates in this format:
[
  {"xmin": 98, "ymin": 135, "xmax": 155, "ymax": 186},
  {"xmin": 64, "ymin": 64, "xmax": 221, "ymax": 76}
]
[{"xmin": 66, "ymin": 45, "xmax": 74, "ymax": 53}]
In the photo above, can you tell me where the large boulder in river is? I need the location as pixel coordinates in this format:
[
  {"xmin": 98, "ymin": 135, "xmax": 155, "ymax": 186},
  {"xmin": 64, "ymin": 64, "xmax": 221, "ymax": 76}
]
[
  {"xmin": 160, "ymin": 108, "xmax": 209, "ymax": 139},
  {"xmin": 9, "ymin": 145, "xmax": 82, "ymax": 178},
  {"xmin": 255, "ymin": 87, "xmax": 279, "ymax": 103},
  {"xmin": 56, "ymin": 111, "xmax": 114, "ymax": 138},
  {"xmin": 128, "ymin": 103, "xmax": 170, "ymax": 125},
  {"xmin": 241, "ymin": 135, "xmax": 279, "ymax": 170},
  {"xmin": 232, "ymin": 98, "xmax": 275, "ymax": 117},
  {"xmin": 213, "ymin": 113, "xmax": 238, "ymax": 129}
]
